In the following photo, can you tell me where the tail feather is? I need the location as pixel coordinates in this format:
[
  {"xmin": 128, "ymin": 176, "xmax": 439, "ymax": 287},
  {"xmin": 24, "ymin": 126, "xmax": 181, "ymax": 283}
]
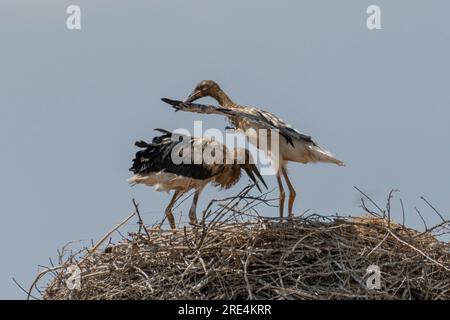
[
  {"xmin": 154, "ymin": 128, "xmax": 172, "ymax": 135},
  {"xmin": 135, "ymin": 140, "xmax": 151, "ymax": 148},
  {"xmin": 127, "ymin": 175, "xmax": 138, "ymax": 186}
]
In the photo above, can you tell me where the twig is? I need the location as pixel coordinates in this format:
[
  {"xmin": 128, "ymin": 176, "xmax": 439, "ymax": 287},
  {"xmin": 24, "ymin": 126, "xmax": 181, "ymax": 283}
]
[
  {"xmin": 400, "ymin": 198, "xmax": 406, "ymax": 227},
  {"xmin": 354, "ymin": 186, "xmax": 385, "ymax": 216},
  {"xmin": 132, "ymin": 199, "xmax": 151, "ymax": 239},
  {"xmin": 13, "ymin": 277, "xmax": 38, "ymax": 300},
  {"xmin": 387, "ymin": 229, "xmax": 450, "ymax": 272},
  {"xmin": 420, "ymin": 196, "xmax": 446, "ymax": 223},
  {"xmin": 79, "ymin": 212, "xmax": 136, "ymax": 265},
  {"xmin": 386, "ymin": 189, "xmax": 399, "ymax": 229},
  {"xmin": 415, "ymin": 207, "xmax": 428, "ymax": 231}
]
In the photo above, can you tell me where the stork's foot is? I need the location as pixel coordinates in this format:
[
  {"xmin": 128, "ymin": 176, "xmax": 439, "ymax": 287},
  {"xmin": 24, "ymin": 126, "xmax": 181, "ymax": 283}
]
[
  {"xmin": 167, "ymin": 217, "xmax": 176, "ymax": 229},
  {"xmin": 279, "ymin": 191, "xmax": 286, "ymax": 223},
  {"xmin": 188, "ymin": 219, "xmax": 198, "ymax": 227},
  {"xmin": 288, "ymin": 192, "xmax": 296, "ymax": 220}
]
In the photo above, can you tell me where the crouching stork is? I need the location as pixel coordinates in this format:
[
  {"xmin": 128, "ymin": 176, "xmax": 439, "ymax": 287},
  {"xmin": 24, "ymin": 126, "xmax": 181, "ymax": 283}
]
[{"xmin": 128, "ymin": 129, "xmax": 267, "ymax": 229}]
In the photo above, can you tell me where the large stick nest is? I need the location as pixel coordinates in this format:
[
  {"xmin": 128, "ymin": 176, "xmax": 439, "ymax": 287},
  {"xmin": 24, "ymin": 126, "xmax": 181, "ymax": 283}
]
[{"xmin": 36, "ymin": 187, "xmax": 450, "ymax": 300}]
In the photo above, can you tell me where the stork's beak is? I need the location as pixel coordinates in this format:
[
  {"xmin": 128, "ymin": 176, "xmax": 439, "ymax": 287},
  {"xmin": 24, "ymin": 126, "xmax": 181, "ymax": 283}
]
[
  {"xmin": 244, "ymin": 165, "xmax": 268, "ymax": 193},
  {"xmin": 184, "ymin": 90, "xmax": 202, "ymax": 103}
]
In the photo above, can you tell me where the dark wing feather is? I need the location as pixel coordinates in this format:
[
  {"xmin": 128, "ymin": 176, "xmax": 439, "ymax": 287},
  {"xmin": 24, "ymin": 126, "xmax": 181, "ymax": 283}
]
[
  {"xmin": 130, "ymin": 130, "xmax": 223, "ymax": 180},
  {"xmin": 215, "ymin": 107, "xmax": 296, "ymax": 146},
  {"xmin": 251, "ymin": 109, "xmax": 317, "ymax": 147}
]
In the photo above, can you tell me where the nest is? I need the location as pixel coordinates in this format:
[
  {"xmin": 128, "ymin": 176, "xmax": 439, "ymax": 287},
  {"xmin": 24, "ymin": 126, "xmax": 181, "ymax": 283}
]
[{"xmin": 33, "ymin": 187, "xmax": 450, "ymax": 300}]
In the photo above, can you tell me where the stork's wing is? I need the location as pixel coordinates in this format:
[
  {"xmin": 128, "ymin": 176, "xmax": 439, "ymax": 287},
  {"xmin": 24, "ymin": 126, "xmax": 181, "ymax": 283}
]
[
  {"xmin": 161, "ymin": 98, "xmax": 299, "ymax": 147},
  {"xmin": 130, "ymin": 130, "xmax": 226, "ymax": 180},
  {"xmin": 214, "ymin": 107, "xmax": 317, "ymax": 147},
  {"xmin": 250, "ymin": 109, "xmax": 317, "ymax": 147}
]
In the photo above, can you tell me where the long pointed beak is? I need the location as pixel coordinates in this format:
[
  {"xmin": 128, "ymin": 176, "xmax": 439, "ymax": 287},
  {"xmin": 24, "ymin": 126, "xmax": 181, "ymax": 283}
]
[
  {"xmin": 244, "ymin": 165, "xmax": 267, "ymax": 193},
  {"xmin": 251, "ymin": 164, "xmax": 268, "ymax": 190},
  {"xmin": 184, "ymin": 90, "xmax": 202, "ymax": 103}
]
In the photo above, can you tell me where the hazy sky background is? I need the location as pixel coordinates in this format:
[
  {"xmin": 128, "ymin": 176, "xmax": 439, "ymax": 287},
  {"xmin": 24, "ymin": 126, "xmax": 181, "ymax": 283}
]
[{"xmin": 1, "ymin": 0, "xmax": 449, "ymax": 299}]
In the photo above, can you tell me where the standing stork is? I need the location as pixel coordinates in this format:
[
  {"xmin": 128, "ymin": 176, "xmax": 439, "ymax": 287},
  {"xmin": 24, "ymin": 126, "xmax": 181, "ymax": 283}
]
[
  {"xmin": 128, "ymin": 128, "xmax": 267, "ymax": 229},
  {"xmin": 162, "ymin": 80, "xmax": 344, "ymax": 219}
]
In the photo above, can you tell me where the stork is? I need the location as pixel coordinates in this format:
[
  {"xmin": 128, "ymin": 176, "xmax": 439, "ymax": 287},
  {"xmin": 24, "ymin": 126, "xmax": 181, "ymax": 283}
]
[
  {"xmin": 162, "ymin": 80, "xmax": 344, "ymax": 219},
  {"xmin": 128, "ymin": 128, "xmax": 267, "ymax": 229}
]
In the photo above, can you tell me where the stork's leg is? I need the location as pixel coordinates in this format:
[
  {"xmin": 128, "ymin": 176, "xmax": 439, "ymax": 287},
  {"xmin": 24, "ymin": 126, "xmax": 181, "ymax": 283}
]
[
  {"xmin": 276, "ymin": 172, "xmax": 285, "ymax": 221},
  {"xmin": 282, "ymin": 167, "xmax": 296, "ymax": 219},
  {"xmin": 165, "ymin": 190, "xmax": 181, "ymax": 229},
  {"xmin": 188, "ymin": 189, "xmax": 201, "ymax": 226}
]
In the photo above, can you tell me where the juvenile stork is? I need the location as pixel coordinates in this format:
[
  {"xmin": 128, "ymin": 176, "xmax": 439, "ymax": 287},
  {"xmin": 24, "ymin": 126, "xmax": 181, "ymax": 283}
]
[
  {"xmin": 128, "ymin": 129, "xmax": 267, "ymax": 229},
  {"xmin": 162, "ymin": 80, "xmax": 344, "ymax": 219}
]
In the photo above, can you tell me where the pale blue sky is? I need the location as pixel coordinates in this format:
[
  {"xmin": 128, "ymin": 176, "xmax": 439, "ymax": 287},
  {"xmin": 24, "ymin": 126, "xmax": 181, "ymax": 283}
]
[{"xmin": 1, "ymin": 0, "xmax": 449, "ymax": 298}]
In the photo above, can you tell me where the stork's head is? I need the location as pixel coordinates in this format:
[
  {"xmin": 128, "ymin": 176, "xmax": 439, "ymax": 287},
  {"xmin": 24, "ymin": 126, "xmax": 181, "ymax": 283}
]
[
  {"xmin": 232, "ymin": 148, "xmax": 267, "ymax": 192},
  {"xmin": 184, "ymin": 80, "xmax": 222, "ymax": 103}
]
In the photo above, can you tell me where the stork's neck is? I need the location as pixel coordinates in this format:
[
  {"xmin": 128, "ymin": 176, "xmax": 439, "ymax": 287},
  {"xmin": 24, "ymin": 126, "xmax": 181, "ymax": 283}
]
[
  {"xmin": 215, "ymin": 90, "xmax": 236, "ymax": 108},
  {"xmin": 214, "ymin": 165, "xmax": 241, "ymax": 189}
]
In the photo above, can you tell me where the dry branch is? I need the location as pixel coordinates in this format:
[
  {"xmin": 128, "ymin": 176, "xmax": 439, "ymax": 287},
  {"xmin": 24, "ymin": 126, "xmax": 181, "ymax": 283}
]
[{"xmin": 34, "ymin": 188, "xmax": 450, "ymax": 300}]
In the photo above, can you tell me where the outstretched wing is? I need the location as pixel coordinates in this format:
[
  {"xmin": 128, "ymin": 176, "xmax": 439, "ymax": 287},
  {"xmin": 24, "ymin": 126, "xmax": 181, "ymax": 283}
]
[
  {"xmin": 215, "ymin": 107, "xmax": 318, "ymax": 147},
  {"xmin": 161, "ymin": 98, "xmax": 307, "ymax": 147}
]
